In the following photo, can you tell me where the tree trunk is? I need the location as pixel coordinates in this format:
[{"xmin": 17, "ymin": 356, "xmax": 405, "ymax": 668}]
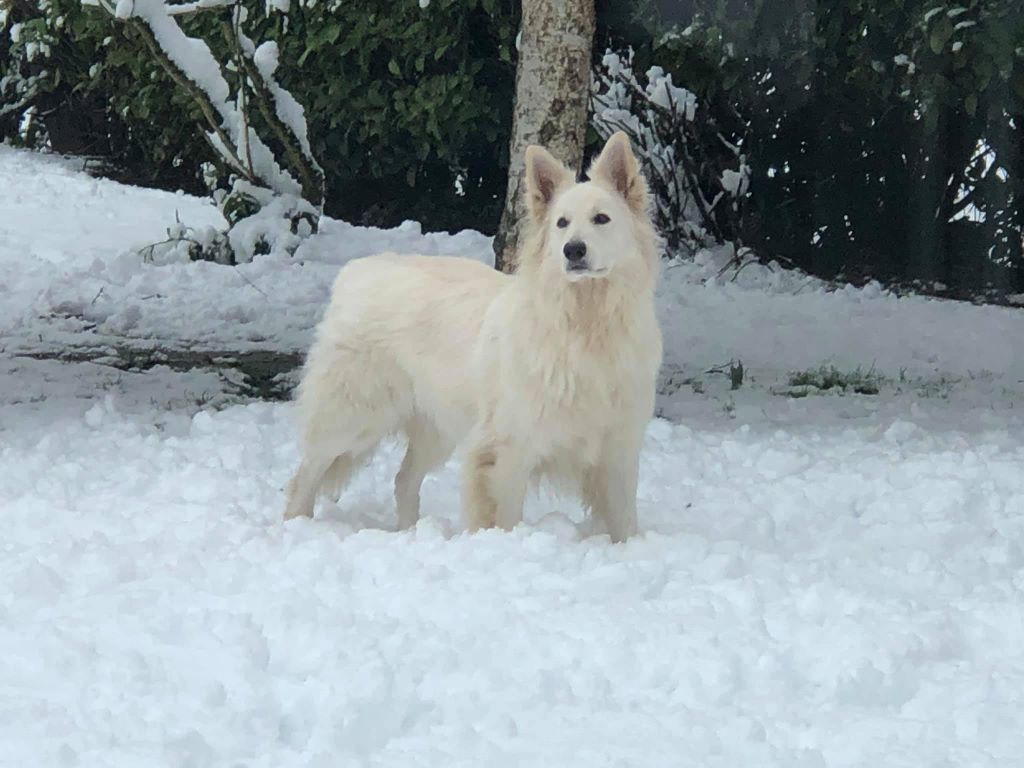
[{"xmin": 493, "ymin": 0, "xmax": 595, "ymax": 273}]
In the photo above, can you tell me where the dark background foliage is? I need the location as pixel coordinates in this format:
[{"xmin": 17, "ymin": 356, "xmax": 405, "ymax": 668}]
[
  {"xmin": 2, "ymin": 0, "xmax": 1022, "ymax": 296},
  {"xmin": 630, "ymin": 0, "xmax": 1024, "ymax": 295}
]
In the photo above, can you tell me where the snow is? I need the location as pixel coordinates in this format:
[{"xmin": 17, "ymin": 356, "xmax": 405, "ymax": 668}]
[
  {"xmin": 253, "ymin": 39, "xmax": 278, "ymax": 73},
  {"xmin": 127, "ymin": 0, "xmax": 231, "ymax": 108},
  {"xmin": 645, "ymin": 66, "xmax": 697, "ymax": 121},
  {"xmin": 3, "ymin": 147, "xmax": 1024, "ymax": 766},
  {"xmin": 601, "ymin": 51, "xmax": 623, "ymax": 77},
  {"xmin": 252, "ymin": 40, "xmax": 317, "ymax": 164},
  {"xmin": 720, "ymin": 163, "xmax": 750, "ymax": 197},
  {"xmin": 113, "ymin": 0, "xmax": 134, "ymax": 19},
  {"xmin": 224, "ymin": 179, "xmax": 318, "ymax": 262}
]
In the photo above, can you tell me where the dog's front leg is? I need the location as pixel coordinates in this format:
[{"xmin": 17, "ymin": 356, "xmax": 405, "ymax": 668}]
[
  {"xmin": 587, "ymin": 429, "xmax": 644, "ymax": 543},
  {"xmin": 462, "ymin": 440, "xmax": 529, "ymax": 533}
]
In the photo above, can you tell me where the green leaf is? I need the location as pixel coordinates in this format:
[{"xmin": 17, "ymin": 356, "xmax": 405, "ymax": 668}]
[
  {"xmin": 323, "ymin": 23, "xmax": 342, "ymax": 45},
  {"xmin": 972, "ymin": 57, "xmax": 993, "ymax": 90},
  {"xmin": 387, "ymin": 58, "xmax": 401, "ymax": 77},
  {"xmin": 929, "ymin": 16, "xmax": 954, "ymax": 55}
]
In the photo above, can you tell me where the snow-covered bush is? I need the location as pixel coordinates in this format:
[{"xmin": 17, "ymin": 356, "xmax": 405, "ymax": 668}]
[
  {"xmin": 1, "ymin": 18, "xmax": 37, "ymax": 141},
  {"xmin": 3, "ymin": 0, "xmax": 520, "ymax": 234},
  {"xmin": 1, "ymin": 2, "xmax": 72, "ymax": 146},
  {"xmin": 592, "ymin": 47, "xmax": 750, "ymax": 255},
  {"xmin": 87, "ymin": 0, "xmax": 323, "ymax": 263},
  {"xmin": 221, "ymin": 180, "xmax": 318, "ymax": 262}
]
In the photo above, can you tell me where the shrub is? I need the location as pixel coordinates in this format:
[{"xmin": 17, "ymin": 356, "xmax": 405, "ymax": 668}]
[
  {"xmin": 598, "ymin": 0, "xmax": 1024, "ymax": 296},
  {"xmin": 592, "ymin": 44, "xmax": 749, "ymax": 254},
  {"xmin": 262, "ymin": 0, "xmax": 519, "ymax": 232},
  {"xmin": 2, "ymin": 0, "xmax": 520, "ymax": 233}
]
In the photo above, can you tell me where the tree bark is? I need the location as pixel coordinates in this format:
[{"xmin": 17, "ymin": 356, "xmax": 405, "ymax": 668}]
[{"xmin": 493, "ymin": 0, "xmax": 595, "ymax": 273}]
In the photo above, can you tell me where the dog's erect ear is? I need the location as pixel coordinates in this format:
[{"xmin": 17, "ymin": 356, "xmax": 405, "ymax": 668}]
[
  {"xmin": 588, "ymin": 132, "xmax": 646, "ymax": 213},
  {"xmin": 524, "ymin": 145, "xmax": 572, "ymax": 220}
]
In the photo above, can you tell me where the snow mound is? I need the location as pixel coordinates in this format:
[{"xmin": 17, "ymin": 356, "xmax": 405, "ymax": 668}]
[
  {"xmin": 3, "ymin": 145, "xmax": 1024, "ymax": 767},
  {"xmin": 2, "ymin": 378, "xmax": 1023, "ymax": 765}
]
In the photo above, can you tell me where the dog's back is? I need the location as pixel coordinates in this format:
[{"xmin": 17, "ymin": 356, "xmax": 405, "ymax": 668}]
[
  {"xmin": 284, "ymin": 253, "xmax": 508, "ymax": 521},
  {"xmin": 298, "ymin": 253, "xmax": 506, "ymax": 443}
]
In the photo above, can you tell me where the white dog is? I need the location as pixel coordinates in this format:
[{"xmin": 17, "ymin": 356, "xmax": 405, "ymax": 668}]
[{"xmin": 284, "ymin": 132, "xmax": 662, "ymax": 542}]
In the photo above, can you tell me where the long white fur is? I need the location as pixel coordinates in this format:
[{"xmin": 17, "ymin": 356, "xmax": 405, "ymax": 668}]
[{"xmin": 284, "ymin": 132, "xmax": 662, "ymax": 542}]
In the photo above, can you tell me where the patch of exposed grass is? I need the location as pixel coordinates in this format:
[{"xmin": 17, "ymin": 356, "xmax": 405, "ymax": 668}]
[{"xmin": 783, "ymin": 365, "xmax": 883, "ymax": 397}]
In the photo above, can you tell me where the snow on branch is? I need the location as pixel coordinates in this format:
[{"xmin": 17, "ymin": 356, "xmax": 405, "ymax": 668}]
[
  {"xmin": 87, "ymin": 0, "xmax": 325, "ymax": 262},
  {"xmin": 592, "ymin": 48, "xmax": 749, "ymax": 255},
  {"xmin": 91, "ymin": 0, "xmax": 321, "ymax": 202}
]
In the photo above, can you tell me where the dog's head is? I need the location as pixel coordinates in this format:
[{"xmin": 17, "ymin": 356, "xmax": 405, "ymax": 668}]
[{"xmin": 523, "ymin": 132, "xmax": 653, "ymax": 283}]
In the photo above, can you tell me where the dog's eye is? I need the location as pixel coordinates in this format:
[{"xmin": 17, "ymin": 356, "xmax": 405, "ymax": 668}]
[
  {"xmin": 593, "ymin": 213, "xmax": 610, "ymax": 225},
  {"xmin": 556, "ymin": 217, "xmax": 569, "ymax": 229}
]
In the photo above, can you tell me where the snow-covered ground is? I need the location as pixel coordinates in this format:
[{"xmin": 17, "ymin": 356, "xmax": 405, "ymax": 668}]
[{"xmin": 2, "ymin": 146, "xmax": 1024, "ymax": 767}]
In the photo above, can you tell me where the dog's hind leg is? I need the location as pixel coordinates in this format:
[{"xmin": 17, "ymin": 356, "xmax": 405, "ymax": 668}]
[
  {"xmin": 285, "ymin": 443, "xmax": 377, "ymax": 520},
  {"xmin": 286, "ymin": 345, "xmax": 412, "ymax": 522},
  {"xmin": 284, "ymin": 449, "xmax": 338, "ymax": 520},
  {"xmin": 394, "ymin": 418, "xmax": 450, "ymax": 530}
]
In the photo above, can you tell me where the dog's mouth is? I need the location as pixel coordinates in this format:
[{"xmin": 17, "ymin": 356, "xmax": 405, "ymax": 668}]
[{"xmin": 566, "ymin": 264, "xmax": 609, "ymax": 278}]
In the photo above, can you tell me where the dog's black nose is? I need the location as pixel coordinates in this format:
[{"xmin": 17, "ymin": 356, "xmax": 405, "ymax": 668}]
[{"xmin": 563, "ymin": 241, "xmax": 587, "ymax": 264}]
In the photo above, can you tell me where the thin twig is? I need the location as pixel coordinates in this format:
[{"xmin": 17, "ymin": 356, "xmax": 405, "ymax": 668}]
[{"xmin": 236, "ymin": 269, "xmax": 268, "ymax": 298}]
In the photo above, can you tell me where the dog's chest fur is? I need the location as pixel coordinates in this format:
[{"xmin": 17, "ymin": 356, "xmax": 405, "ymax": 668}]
[{"xmin": 483, "ymin": 282, "xmax": 661, "ymax": 464}]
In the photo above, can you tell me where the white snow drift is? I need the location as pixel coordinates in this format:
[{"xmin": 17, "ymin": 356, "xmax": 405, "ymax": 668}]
[{"xmin": 1, "ymin": 148, "xmax": 1023, "ymax": 767}]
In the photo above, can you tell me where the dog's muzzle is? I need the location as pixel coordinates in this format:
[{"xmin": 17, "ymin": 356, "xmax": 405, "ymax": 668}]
[{"xmin": 564, "ymin": 240, "xmax": 588, "ymax": 271}]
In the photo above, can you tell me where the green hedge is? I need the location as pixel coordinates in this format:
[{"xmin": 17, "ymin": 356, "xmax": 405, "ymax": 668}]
[{"xmin": 267, "ymin": 0, "xmax": 519, "ymax": 231}]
